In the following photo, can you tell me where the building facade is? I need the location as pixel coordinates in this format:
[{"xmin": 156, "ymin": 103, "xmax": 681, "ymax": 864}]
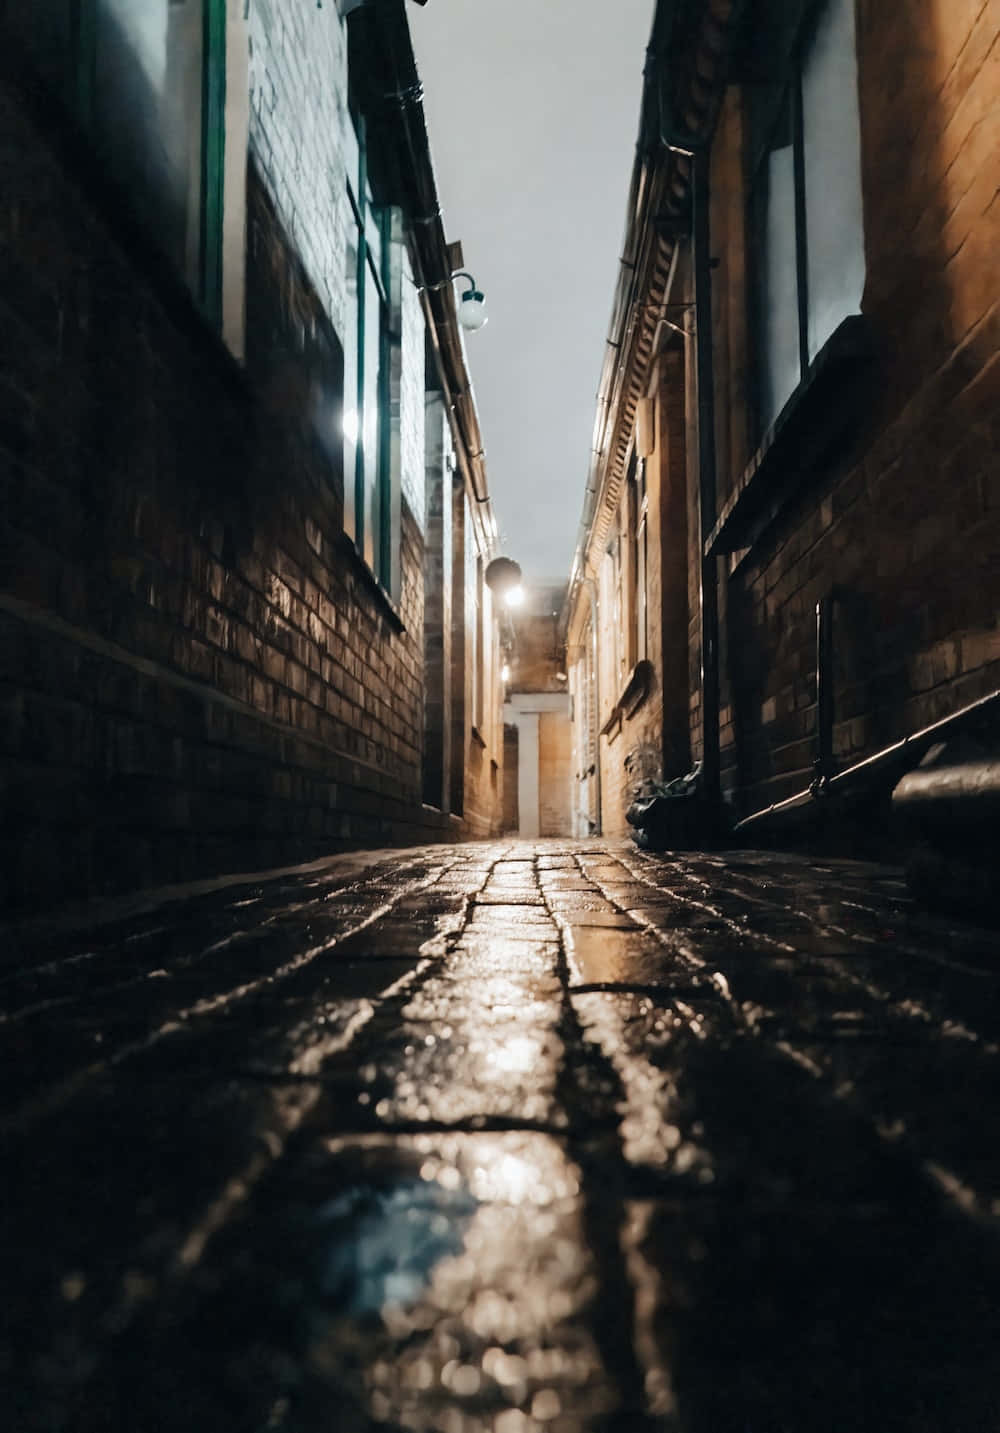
[
  {"xmin": 502, "ymin": 580, "xmax": 572, "ymax": 839},
  {"xmin": 565, "ymin": 0, "xmax": 999, "ymax": 838},
  {"xmin": 0, "ymin": 0, "xmax": 504, "ymax": 909}
]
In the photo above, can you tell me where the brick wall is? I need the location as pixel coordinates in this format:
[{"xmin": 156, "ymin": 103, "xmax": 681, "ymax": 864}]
[
  {"xmin": 0, "ymin": 48, "xmax": 454, "ymax": 908},
  {"xmin": 590, "ymin": 351, "xmax": 694, "ymax": 838},
  {"xmin": 502, "ymin": 723, "xmax": 519, "ymax": 832},
  {"xmin": 538, "ymin": 711, "xmax": 572, "ymax": 837},
  {"xmin": 706, "ymin": 1, "xmax": 1000, "ymax": 814},
  {"xmin": 508, "ymin": 583, "xmax": 567, "ymax": 694},
  {"xmin": 248, "ymin": 0, "xmax": 349, "ymax": 340},
  {"xmin": 421, "ymin": 393, "xmax": 452, "ymax": 809}
]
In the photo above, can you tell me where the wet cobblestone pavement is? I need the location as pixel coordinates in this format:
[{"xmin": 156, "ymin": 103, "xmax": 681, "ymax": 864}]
[{"xmin": 3, "ymin": 840, "xmax": 1000, "ymax": 1432}]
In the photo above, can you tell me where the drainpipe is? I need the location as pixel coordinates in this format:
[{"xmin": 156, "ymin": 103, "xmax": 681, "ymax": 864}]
[{"xmin": 692, "ymin": 146, "xmax": 721, "ymax": 809}]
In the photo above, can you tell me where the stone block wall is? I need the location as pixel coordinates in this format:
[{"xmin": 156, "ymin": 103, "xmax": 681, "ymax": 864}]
[{"xmin": 538, "ymin": 711, "xmax": 572, "ymax": 838}]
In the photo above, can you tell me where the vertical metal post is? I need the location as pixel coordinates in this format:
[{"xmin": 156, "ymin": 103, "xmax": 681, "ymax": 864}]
[
  {"xmin": 814, "ymin": 595, "xmax": 835, "ymax": 790},
  {"xmin": 693, "ymin": 147, "xmax": 720, "ymax": 808}
]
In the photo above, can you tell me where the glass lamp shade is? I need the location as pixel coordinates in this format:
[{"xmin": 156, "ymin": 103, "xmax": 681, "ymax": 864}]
[{"xmin": 458, "ymin": 290, "xmax": 488, "ymax": 331}]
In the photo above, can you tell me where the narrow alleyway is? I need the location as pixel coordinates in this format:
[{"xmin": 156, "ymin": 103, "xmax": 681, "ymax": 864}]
[{"xmin": 3, "ymin": 842, "xmax": 999, "ymax": 1431}]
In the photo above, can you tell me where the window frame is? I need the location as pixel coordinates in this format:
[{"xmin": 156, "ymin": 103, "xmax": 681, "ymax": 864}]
[
  {"xmin": 344, "ymin": 111, "xmax": 394, "ymax": 590},
  {"xmin": 745, "ymin": 0, "xmax": 863, "ymax": 444},
  {"xmin": 9, "ymin": 0, "xmax": 228, "ymax": 328},
  {"xmin": 634, "ymin": 457, "xmax": 649, "ymax": 666}
]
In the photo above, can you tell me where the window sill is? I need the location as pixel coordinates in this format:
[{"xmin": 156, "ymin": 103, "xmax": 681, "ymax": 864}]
[
  {"xmin": 705, "ymin": 316, "xmax": 876, "ymax": 566},
  {"xmin": 601, "ymin": 659, "xmax": 654, "ymax": 738},
  {"xmin": 336, "ymin": 533, "xmax": 405, "ymax": 633}
]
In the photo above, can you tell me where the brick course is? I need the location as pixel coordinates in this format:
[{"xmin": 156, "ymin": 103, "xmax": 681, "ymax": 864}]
[
  {"xmin": 707, "ymin": 0, "xmax": 1000, "ymax": 813},
  {"xmin": 0, "ymin": 10, "xmax": 471, "ymax": 909}
]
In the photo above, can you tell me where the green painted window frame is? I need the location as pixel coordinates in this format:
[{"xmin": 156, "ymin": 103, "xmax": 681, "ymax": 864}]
[
  {"xmin": 745, "ymin": 0, "xmax": 864, "ymax": 443},
  {"xmin": 54, "ymin": 0, "xmax": 227, "ymax": 326},
  {"xmin": 200, "ymin": 0, "xmax": 227, "ymax": 328},
  {"xmin": 346, "ymin": 112, "xmax": 393, "ymax": 591}
]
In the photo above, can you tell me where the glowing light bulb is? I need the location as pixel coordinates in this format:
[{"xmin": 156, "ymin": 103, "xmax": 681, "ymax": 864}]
[{"xmin": 458, "ymin": 289, "xmax": 488, "ymax": 331}]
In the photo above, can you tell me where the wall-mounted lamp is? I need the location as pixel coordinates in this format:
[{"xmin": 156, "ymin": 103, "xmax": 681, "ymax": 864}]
[
  {"xmin": 504, "ymin": 585, "xmax": 525, "ymax": 609},
  {"xmin": 485, "ymin": 556, "xmax": 522, "ymax": 600},
  {"xmin": 453, "ymin": 271, "xmax": 488, "ymax": 332},
  {"xmin": 501, "ymin": 663, "xmax": 511, "ymax": 683}
]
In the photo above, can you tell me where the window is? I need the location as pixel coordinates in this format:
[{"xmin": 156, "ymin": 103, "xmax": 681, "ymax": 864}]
[
  {"xmin": 343, "ymin": 114, "xmax": 393, "ymax": 586},
  {"xmin": 472, "ymin": 549, "xmax": 483, "ymax": 731},
  {"xmin": 600, "ymin": 539, "xmax": 625, "ymax": 720},
  {"xmin": 6, "ymin": 0, "xmax": 230, "ymax": 328},
  {"xmin": 747, "ymin": 0, "xmax": 865, "ymax": 433},
  {"xmin": 634, "ymin": 458, "xmax": 649, "ymax": 664}
]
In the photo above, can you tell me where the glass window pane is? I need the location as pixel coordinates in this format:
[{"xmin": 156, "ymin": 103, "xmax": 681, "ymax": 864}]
[
  {"xmin": 343, "ymin": 221, "xmax": 360, "ymax": 543},
  {"xmin": 802, "ymin": 0, "xmax": 865, "ymax": 361},
  {"xmin": 362, "ymin": 260, "xmax": 383, "ymax": 573},
  {"xmin": 94, "ymin": 0, "xmax": 204, "ymax": 290},
  {"xmin": 757, "ymin": 117, "xmax": 800, "ymax": 431}
]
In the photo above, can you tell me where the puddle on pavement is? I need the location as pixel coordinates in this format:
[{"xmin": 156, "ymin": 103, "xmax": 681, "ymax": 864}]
[{"xmin": 154, "ymin": 1133, "xmax": 615, "ymax": 1432}]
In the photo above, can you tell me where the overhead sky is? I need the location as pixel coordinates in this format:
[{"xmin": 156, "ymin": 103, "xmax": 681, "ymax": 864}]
[{"xmin": 410, "ymin": 0, "xmax": 655, "ymax": 583}]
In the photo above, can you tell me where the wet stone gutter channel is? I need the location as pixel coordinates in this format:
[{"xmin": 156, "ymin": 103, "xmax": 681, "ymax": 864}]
[{"xmin": 2, "ymin": 840, "xmax": 999, "ymax": 1432}]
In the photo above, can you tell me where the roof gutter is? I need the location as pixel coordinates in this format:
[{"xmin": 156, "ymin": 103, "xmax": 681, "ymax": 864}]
[{"xmin": 562, "ymin": 0, "xmax": 742, "ymax": 640}]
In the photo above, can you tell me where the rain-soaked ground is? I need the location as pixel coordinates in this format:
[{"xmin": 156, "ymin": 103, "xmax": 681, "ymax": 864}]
[{"xmin": 2, "ymin": 839, "xmax": 1000, "ymax": 1432}]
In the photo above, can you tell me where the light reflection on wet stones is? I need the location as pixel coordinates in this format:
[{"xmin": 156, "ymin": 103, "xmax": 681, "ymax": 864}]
[
  {"xmin": 261, "ymin": 1134, "xmax": 611, "ymax": 1431},
  {"xmin": 359, "ymin": 1019, "xmax": 564, "ymax": 1126},
  {"xmin": 6, "ymin": 840, "xmax": 1000, "ymax": 1430}
]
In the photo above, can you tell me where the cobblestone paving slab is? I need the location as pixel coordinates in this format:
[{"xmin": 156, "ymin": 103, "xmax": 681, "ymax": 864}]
[{"xmin": 2, "ymin": 841, "xmax": 1000, "ymax": 1431}]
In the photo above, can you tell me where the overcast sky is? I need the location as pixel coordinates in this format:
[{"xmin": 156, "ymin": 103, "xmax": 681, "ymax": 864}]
[{"xmin": 410, "ymin": 0, "xmax": 655, "ymax": 583}]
